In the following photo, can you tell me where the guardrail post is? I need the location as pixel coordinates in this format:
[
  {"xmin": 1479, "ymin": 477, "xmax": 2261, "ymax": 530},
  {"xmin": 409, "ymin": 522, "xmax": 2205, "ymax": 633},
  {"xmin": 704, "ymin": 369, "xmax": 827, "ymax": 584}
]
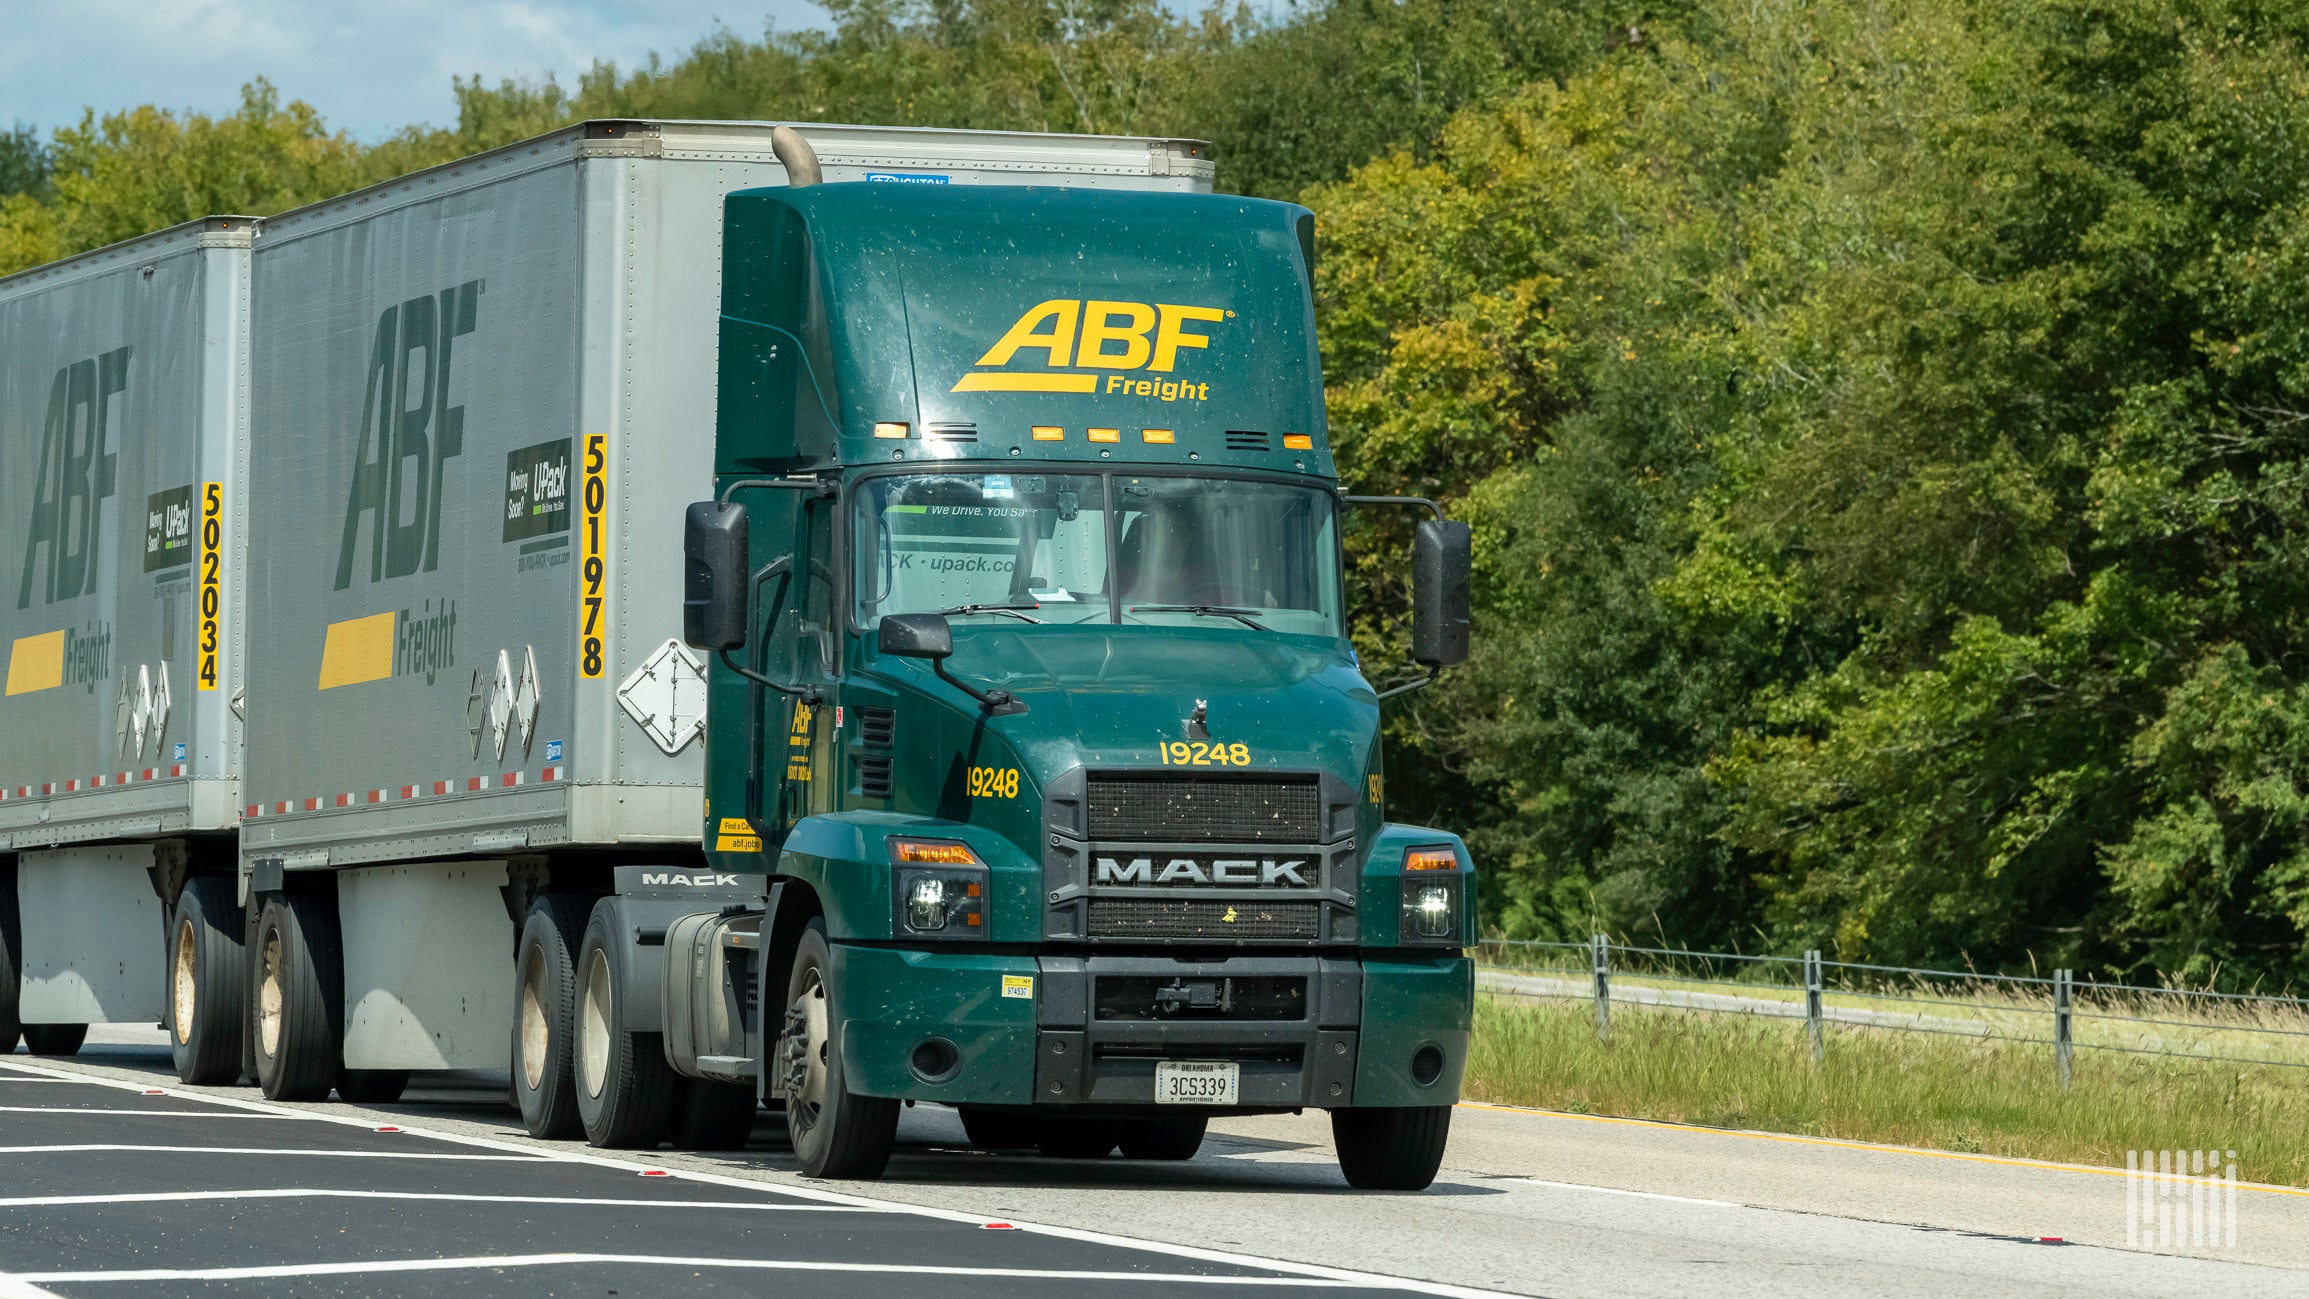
[
  {"xmin": 1804, "ymin": 950, "xmax": 1824, "ymax": 1062},
  {"xmin": 1592, "ymin": 934, "xmax": 1611, "ymax": 1039},
  {"xmin": 2054, "ymin": 969, "xmax": 2074, "ymax": 1089}
]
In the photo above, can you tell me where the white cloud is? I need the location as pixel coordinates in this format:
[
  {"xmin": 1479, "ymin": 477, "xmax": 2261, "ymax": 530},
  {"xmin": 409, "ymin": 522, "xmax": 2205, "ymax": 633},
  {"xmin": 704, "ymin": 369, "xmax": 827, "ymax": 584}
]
[{"xmin": 0, "ymin": 0, "xmax": 825, "ymax": 140}]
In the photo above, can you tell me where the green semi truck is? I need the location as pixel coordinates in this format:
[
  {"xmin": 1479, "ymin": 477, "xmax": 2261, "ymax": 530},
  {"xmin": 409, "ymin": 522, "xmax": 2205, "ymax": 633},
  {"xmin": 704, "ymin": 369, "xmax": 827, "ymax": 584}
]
[{"xmin": 0, "ymin": 120, "xmax": 1473, "ymax": 1192}]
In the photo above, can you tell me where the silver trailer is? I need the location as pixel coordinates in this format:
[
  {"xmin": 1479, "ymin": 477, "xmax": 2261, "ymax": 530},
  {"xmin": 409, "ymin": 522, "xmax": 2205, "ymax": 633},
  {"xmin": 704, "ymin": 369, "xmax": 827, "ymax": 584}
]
[
  {"xmin": 0, "ymin": 217, "xmax": 253, "ymax": 1058},
  {"xmin": 236, "ymin": 121, "xmax": 1212, "ymax": 1080}
]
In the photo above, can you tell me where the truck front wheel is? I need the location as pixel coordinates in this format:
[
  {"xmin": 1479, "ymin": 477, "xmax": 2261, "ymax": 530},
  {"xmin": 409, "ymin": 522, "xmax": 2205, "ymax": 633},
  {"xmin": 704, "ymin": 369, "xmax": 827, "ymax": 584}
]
[
  {"xmin": 1331, "ymin": 1106, "xmax": 1452, "ymax": 1191},
  {"xmin": 778, "ymin": 921, "xmax": 896, "ymax": 1179}
]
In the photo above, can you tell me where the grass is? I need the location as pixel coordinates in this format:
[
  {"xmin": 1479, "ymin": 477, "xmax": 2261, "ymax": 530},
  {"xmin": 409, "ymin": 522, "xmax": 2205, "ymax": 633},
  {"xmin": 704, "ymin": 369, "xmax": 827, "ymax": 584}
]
[{"xmin": 1463, "ymin": 991, "xmax": 2309, "ymax": 1189}]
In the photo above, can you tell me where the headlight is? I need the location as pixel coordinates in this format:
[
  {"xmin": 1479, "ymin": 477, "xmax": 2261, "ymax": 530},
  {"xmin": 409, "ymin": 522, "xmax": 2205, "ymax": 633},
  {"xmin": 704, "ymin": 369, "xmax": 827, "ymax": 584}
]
[
  {"xmin": 890, "ymin": 838, "xmax": 988, "ymax": 940},
  {"xmin": 1399, "ymin": 875, "xmax": 1463, "ymax": 945}
]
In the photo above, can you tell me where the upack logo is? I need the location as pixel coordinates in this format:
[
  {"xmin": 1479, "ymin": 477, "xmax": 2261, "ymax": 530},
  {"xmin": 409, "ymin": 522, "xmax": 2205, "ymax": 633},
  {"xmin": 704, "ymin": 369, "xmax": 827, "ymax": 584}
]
[
  {"xmin": 951, "ymin": 300, "xmax": 1225, "ymax": 398},
  {"xmin": 17, "ymin": 347, "xmax": 128, "ymax": 609},
  {"xmin": 335, "ymin": 281, "xmax": 483, "ymax": 590}
]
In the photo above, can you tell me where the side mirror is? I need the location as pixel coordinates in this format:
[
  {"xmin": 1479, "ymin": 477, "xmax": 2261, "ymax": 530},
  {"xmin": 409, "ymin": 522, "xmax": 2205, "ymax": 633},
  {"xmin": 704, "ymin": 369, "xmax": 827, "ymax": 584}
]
[
  {"xmin": 1411, "ymin": 519, "xmax": 1472, "ymax": 667},
  {"xmin": 878, "ymin": 612, "xmax": 954, "ymax": 660},
  {"xmin": 683, "ymin": 501, "xmax": 750, "ymax": 650}
]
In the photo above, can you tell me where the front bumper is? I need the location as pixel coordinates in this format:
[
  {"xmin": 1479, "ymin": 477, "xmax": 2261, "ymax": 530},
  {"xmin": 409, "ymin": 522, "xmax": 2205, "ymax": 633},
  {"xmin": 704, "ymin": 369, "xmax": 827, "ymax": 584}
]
[{"xmin": 832, "ymin": 944, "xmax": 1471, "ymax": 1110}]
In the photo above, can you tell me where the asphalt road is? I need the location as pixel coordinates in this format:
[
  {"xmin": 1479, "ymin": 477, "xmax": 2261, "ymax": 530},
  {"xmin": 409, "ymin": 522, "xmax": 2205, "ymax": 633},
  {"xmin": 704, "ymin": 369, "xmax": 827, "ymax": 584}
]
[{"xmin": 4, "ymin": 1028, "xmax": 2306, "ymax": 1298}]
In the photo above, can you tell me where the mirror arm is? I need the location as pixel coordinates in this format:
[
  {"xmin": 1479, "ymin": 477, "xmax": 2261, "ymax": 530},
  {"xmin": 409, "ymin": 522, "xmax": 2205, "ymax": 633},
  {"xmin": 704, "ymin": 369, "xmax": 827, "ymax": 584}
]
[
  {"xmin": 929, "ymin": 659, "xmax": 1023, "ymax": 715},
  {"xmin": 719, "ymin": 476, "xmax": 838, "ymax": 508},
  {"xmin": 1341, "ymin": 493, "xmax": 1444, "ymax": 521},
  {"xmin": 1374, "ymin": 670, "xmax": 1440, "ymax": 702},
  {"xmin": 719, "ymin": 555, "xmax": 821, "ymax": 703}
]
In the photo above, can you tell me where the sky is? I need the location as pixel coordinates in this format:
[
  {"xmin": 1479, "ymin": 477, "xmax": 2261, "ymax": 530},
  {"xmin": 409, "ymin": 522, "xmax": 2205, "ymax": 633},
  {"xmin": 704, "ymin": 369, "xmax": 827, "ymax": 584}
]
[{"xmin": 1, "ymin": 0, "xmax": 829, "ymax": 141}]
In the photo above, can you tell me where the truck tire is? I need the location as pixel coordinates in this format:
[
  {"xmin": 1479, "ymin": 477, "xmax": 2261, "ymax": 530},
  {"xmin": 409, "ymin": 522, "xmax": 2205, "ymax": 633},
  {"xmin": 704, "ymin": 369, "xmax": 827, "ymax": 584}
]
[
  {"xmin": 1036, "ymin": 1118, "xmax": 1120, "ymax": 1159},
  {"xmin": 510, "ymin": 894, "xmax": 590, "ymax": 1139},
  {"xmin": 252, "ymin": 893, "xmax": 342, "ymax": 1102},
  {"xmin": 574, "ymin": 904, "xmax": 674, "ymax": 1148},
  {"xmin": 0, "ymin": 876, "xmax": 21, "ymax": 1056},
  {"xmin": 337, "ymin": 1070, "xmax": 409, "ymax": 1104},
  {"xmin": 668, "ymin": 1077, "xmax": 757, "ymax": 1151},
  {"xmin": 777, "ymin": 920, "xmax": 897, "ymax": 1179},
  {"xmin": 22, "ymin": 1024, "xmax": 87, "ymax": 1056},
  {"xmin": 1331, "ymin": 1105, "xmax": 1452, "ymax": 1191},
  {"xmin": 958, "ymin": 1107, "xmax": 1038, "ymax": 1150},
  {"xmin": 168, "ymin": 876, "xmax": 248, "ymax": 1084},
  {"xmin": 1118, "ymin": 1116, "xmax": 1206, "ymax": 1161}
]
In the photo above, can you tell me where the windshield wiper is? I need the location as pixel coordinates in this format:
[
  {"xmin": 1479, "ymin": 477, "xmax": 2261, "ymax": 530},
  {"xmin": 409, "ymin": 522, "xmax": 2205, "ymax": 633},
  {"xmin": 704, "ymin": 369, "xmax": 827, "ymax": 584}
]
[
  {"xmin": 1129, "ymin": 604, "xmax": 1268, "ymax": 630},
  {"xmin": 927, "ymin": 599, "xmax": 1044, "ymax": 624}
]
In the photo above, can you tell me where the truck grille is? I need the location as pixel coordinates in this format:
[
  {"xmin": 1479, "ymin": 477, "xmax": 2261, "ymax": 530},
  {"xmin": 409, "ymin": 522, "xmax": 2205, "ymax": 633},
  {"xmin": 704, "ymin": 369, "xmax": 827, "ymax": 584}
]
[
  {"xmin": 1085, "ymin": 775, "xmax": 1321, "ymax": 843},
  {"xmin": 1085, "ymin": 899, "xmax": 1319, "ymax": 941}
]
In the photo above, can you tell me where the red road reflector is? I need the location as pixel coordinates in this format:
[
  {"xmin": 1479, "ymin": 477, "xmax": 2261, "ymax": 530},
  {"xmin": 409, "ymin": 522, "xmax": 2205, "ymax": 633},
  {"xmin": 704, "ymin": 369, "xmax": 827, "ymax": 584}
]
[
  {"xmin": 2039, "ymin": 1236, "xmax": 2064, "ymax": 1243},
  {"xmin": 142, "ymin": 1089, "xmax": 165, "ymax": 1096},
  {"xmin": 982, "ymin": 1222, "xmax": 1016, "ymax": 1230},
  {"xmin": 375, "ymin": 1125, "xmax": 402, "ymax": 1133},
  {"xmin": 640, "ymin": 1169, "xmax": 670, "ymax": 1177}
]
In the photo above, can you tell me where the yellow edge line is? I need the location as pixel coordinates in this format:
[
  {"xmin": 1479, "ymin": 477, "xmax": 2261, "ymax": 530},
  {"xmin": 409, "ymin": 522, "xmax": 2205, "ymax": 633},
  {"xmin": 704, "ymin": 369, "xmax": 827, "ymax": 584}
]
[{"xmin": 1454, "ymin": 1100, "xmax": 2309, "ymax": 1197}]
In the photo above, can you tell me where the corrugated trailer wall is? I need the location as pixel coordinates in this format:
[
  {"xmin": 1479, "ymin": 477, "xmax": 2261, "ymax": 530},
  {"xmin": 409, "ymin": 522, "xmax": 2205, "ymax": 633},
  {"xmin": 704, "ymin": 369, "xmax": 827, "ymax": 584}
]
[{"xmin": 0, "ymin": 217, "xmax": 253, "ymax": 1031}]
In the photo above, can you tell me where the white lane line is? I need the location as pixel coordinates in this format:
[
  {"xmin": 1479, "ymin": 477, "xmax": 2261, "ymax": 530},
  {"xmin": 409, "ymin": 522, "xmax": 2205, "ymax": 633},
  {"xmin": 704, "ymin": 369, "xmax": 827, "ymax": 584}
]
[
  {"xmin": 0, "ymin": 1189, "xmax": 890, "ymax": 1212},
  {"xmin": 0, "ymin": 1058, "xmax": 1512, "ymax": 1299},
  {"xmin": 0, "ymin": 1145, "xmax": 548, "ymax": 1160},
  {"xmin": 0, "ymin": 1078, "xmax": 103, "ymax": 1085},
  {"xmin": 5, "ymin": 1254, "xmax": 1392, "ymax": 1287},
  {"xmin": 0, "ymin": 1107, "xmax": 288, "ymax": 1117},
  {"xmin": 1501, "ymin": 1177, "xmax": 1737, "ymax": 1208},
  {"xmin": 0, "ymin": 1277, "xmax": 64, "ymax": 1299}
]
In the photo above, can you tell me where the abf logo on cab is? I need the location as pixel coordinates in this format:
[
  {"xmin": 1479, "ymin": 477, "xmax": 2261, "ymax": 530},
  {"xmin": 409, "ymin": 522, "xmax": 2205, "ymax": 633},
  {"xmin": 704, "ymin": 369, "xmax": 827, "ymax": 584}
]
[{"xmin": 952, "ymin": 299, "xmax": 1226, "ymax": 400}]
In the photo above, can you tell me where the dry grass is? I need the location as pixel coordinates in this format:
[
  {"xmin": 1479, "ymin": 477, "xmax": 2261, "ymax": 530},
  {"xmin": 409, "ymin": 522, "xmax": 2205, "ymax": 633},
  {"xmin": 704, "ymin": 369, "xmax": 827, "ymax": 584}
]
[{"xmin": 1464, "ymin": 991, "xmax": 2309, "ymax": 1189}]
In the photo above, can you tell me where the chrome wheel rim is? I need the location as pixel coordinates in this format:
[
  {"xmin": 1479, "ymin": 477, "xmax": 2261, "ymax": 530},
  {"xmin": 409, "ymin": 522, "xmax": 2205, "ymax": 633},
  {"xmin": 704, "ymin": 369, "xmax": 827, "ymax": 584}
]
[
  {"xmin": 258, "ymin": 928, "xmax": 284, "ymax": 1059},
  {"xmin": 785, "ymin": 968, "xmax": 831, "ymax": 1138},
  {"xmin": 171, "ymin": 917, "xmax": 197, "ymax": 1046},
  {"xmin": 578, "ymin": 950, "xmax": 611, "ymax": 1099}
]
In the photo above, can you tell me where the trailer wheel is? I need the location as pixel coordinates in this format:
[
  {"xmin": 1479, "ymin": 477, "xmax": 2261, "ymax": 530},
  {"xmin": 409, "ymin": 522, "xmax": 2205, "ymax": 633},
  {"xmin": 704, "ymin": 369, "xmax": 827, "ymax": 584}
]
[
  {"xmin": 573, "ymin": 904, "xmax": 673, "ymax": 1148},
  {"xmin": 1036, "ymin": 1118, "xmax": 1120, "ymax": 1159},
  {"xmin": 337, "ymin": 1070, "xmax": 409, "ymax": 1104},
  {"xmin": 958, "ymin": 1107, "xmax": 1038, "ymax": 1150},
  {"xmin": 778, "ymin": 920, "xmax": 897, "ymax": 1178},
  {"xmin": 252, "ymin": 893, "xmax": 342, "ymax": 1102},
  {"xmin": 168, "ymin": 877, "xmax": 248, "ymax": 1084},
  {"xmin": 1118, "ymin": 1116, "xmax": 1206, "ymax": 1161},
  {"xmin": 21, "ymin": 1024, "xmax": 87, "ymax": 1056},
  {"xmin": 510, "ymin": 894, "xmax": 590, "ymax": 1139},
  {"xmin": 1331, "ymin": 1105, "xmax": 1452, "ymax": 1191},
  {"xmin": 0, "ymin": 876, "xmax": 20, "ymax": 1055},
  {"xmin": 668, "ymin": 1077, "xmax": 757, "ymax": 1151}
]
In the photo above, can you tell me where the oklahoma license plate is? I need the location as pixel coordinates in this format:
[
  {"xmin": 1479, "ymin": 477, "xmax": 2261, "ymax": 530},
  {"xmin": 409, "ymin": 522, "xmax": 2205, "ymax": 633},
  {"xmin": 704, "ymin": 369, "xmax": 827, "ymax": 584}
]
[{"xmin": 1154, "ymin": 1060, "xmax": 1239, "ymax": 1105}]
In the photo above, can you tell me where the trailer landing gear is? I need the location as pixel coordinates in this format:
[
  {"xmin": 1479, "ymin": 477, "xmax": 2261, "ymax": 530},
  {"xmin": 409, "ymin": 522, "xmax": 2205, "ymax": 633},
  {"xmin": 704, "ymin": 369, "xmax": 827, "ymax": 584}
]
[{"xmin": 778, "ymin": 921, "xmax": 896, "ymax": 1179}]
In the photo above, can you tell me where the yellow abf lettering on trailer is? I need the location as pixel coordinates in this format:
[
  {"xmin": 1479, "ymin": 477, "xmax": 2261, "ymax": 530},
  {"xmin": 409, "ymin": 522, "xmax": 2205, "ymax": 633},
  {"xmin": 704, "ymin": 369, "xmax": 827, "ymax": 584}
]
[
  {"xmin": 4, "ymin": 629, "xmax": 66, "ymax": 696},
  {"xmin": 579, "ymin": 434, "xmax": 608, "ymax": 679},
  {"xmin": 197, "ymin": 481, "xmax": 223, "ymax": 690},
  {"xmin": 950, "ymin": 299, "xmax": 1227, "ymax": 395}
]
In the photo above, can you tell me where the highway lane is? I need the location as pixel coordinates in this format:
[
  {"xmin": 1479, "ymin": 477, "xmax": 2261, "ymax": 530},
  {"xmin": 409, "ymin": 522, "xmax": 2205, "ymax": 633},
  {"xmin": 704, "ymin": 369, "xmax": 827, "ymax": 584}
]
[{"xmin": 7, "ymin": 1028, "xmax": 2306, "ymax": 1298}]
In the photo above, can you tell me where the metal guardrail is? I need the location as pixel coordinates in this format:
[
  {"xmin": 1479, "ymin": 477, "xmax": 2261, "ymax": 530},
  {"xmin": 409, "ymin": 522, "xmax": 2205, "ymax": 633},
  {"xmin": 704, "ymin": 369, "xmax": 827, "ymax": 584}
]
[{"xmin": 1479, "ymin": 937, "xmax": 2309, "ymax": 1086}]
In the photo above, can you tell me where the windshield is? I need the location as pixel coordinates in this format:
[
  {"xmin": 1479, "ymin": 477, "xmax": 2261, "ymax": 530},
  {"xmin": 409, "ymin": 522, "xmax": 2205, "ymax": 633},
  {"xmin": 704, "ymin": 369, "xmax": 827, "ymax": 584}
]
[{"xmin": 854, "ymin": 472, "xmax": 1343, "ymax": 637}]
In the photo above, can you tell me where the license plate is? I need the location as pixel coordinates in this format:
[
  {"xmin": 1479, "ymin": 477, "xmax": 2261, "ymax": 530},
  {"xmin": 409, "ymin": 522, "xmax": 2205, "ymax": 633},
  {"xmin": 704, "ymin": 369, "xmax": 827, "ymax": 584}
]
[{"xmin": 1154, "ymin": 1060, "xmax": 1239, "ymax": 1106}]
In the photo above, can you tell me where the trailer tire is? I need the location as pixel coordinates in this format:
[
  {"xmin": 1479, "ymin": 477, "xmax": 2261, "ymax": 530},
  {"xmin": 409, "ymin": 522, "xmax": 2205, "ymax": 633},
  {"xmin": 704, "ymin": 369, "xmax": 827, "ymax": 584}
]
[
  {"xmin": 168, "ymin": 877, "xmax": 248, "ymax": 1084},
  {"xmin": 22, "ymin": 1023, "xmax": 87, "ymax": 1056},
  {"xmin": 669, "ymin": 1077, "xmax": 757, "ymax": 1151},
  {"xmin": 0, "ymin": 872, "xmax": 20, "ymax": 1056},
  {"xmin": 337, "ymin": 1070, "xmax": 409, "ymax": 1104},
  {"xmin": 511, "ymin": 894, "xmax": 590, "ymax": 1139},
  {"xmin": 252, "ymin": 893, "xmax": 342, "ymax": 1102},
  {"xmin": 1118, "ymin": 1116, "xmax": 1206, "ymax": 1161},
  {"xmin": 778, "ymin": 921, "xmax": 897, "ymax": 1179},
  {"xmin": 958, "ymin": 1107, "xmax": 1038, "ymax": 1150},
  {"xmin": 574, "ymin": 904, "xmax": 674, "ymax": 1148},
  {"xmin": 1036, "ymin": 1118, "xmax": 1120, "ymax": 1159},
  {"xmin": 1331, "ymin": 1105, "xmax": 1452, "ymax": 1191}
]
